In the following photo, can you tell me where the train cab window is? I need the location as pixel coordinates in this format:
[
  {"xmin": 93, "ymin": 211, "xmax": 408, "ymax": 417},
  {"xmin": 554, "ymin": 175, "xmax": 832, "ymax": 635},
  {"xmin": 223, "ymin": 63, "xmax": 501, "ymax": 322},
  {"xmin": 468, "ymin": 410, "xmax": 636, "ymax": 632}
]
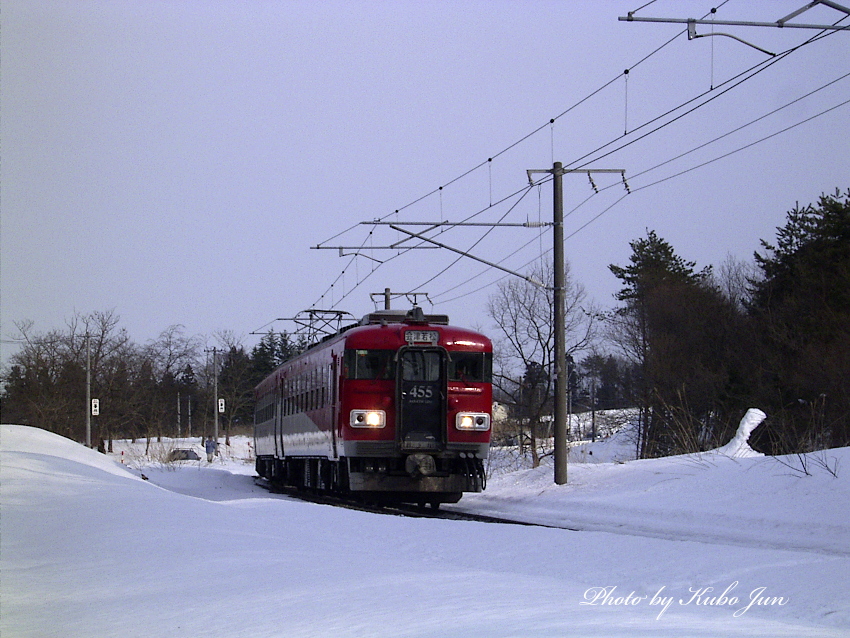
[
  {"xmin": 449, "ymin": 352, "xmax": 492, "ymax": 383},
  {"xmin": 345, "ymin": 349, "xmax": 395, "ymax": 380},
  {"xmin": 401, "ymin": 350, "xmax": 442, "ymax": 382}
]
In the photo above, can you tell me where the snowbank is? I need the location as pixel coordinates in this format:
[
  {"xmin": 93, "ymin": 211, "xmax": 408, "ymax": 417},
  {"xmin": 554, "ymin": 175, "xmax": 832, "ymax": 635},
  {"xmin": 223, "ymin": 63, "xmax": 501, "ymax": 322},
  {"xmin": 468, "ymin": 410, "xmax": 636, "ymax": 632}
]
[{"xmin": 2, "ymin": 423, "xmax": 849, "ymax": 637}]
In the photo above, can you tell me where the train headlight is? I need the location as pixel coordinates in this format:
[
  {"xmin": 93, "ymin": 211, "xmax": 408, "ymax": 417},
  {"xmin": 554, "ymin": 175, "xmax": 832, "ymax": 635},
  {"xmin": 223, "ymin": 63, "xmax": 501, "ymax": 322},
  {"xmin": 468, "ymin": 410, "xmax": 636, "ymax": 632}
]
[
  {"xmin": 350, "ymin": 409, "xmax": 386, "ymax": 428},
  {"xmin": 456, "ymin": 412, "xmax": 491, "ymax": 431}
]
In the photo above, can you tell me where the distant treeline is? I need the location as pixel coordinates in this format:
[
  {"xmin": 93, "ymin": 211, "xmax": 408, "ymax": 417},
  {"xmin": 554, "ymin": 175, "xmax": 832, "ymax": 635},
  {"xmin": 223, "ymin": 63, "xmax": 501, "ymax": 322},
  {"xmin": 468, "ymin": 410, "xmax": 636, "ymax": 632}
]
[
  {"xmin": 2, "ymin": 189, "xmax": 848, "ymax": 457},
  {"xmin": 486, "ymin": 189, "xmax": 850, "ymax": 459},
  {"xmin": 606, "ymin": 189, "xmax": 850, "ymax": 456},
  {"xmin": 0, "ymin": 317, "xmax": 303, "ymax": 447}
]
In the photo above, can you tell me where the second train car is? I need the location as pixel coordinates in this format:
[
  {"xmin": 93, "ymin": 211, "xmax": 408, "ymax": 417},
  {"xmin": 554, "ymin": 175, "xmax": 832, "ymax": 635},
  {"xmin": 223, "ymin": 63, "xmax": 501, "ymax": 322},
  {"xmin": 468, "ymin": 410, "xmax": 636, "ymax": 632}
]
[{"xmin": 254, "ymin": 307, "xmax": 492, "ymax": 506}]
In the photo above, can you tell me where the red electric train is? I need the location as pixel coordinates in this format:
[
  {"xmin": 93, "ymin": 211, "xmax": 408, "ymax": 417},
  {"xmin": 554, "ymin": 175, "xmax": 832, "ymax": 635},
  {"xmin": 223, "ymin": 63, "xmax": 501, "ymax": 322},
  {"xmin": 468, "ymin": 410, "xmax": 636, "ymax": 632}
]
[{"xmin": 254, "ymin": 307, "xmax": 492, "ymax": 506}]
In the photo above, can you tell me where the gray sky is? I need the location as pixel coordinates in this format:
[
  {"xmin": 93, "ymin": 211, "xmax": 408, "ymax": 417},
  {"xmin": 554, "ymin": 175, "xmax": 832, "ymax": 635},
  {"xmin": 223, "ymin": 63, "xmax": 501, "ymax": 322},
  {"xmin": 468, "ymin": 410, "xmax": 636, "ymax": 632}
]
[{"xmin": 2, "ymin": 0, "xmax": 848, "ymax": 360}]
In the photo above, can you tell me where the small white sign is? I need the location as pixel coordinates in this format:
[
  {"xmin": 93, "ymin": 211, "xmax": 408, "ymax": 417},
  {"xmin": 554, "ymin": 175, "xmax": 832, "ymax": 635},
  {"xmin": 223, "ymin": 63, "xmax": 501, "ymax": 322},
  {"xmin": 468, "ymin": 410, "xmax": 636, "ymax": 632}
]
[
  {"xmin": 218, "ymin": 398, "xmax": 225, "ymax": 413},
  {"xmin": 91, "ymin": 399, "xmax": 100, "ymax": 416}
]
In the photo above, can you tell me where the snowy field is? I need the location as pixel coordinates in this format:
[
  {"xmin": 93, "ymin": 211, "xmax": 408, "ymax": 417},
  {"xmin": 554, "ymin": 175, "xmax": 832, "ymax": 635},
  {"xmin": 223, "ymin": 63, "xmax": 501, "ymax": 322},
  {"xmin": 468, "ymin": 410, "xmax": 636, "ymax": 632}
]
[{"xmin": 2, "ymin": 414, "xmax": 849, "ymax": 638}]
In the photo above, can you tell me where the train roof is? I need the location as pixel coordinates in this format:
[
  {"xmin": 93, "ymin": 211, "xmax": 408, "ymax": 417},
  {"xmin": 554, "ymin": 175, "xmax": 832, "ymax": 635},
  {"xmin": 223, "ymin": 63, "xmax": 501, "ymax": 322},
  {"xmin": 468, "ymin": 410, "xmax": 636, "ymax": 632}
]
[
  {"xmin": 255, "ymin": 308, "xmax": 491, "ymax": 392},
  {"xmin": 357, "ymin": 307, "xmax": 449, "ymax": 326},
  {"xmin": 343, "ymin": 314, "xmax": 490, "ymax": 351}
]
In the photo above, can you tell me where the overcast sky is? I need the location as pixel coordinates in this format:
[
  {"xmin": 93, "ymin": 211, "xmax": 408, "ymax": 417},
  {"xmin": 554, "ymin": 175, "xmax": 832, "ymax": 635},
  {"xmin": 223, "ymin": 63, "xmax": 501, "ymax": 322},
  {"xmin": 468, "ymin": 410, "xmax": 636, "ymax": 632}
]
[{"xmin": 2, "ymin": 0, "xmax": 848, "ymax": 361}]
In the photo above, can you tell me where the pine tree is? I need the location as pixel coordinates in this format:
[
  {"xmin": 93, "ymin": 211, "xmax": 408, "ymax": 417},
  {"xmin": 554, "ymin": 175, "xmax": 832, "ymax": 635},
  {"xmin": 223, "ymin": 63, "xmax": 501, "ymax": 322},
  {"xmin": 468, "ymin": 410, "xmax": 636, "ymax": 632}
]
[
  {"xmin": 609, "ymin": 230, "xmax": 741, "ymax": 457},
  {"xmin": 610, "ymin": 229, "xmax": 710, "ymax": 302},
  {"xmin": 749, "ymin": 189, "xmax": 850, "ymax": 449},
  {"xmin": 250, "ymin": 331, "xmax": 304, "ymax": 383}
]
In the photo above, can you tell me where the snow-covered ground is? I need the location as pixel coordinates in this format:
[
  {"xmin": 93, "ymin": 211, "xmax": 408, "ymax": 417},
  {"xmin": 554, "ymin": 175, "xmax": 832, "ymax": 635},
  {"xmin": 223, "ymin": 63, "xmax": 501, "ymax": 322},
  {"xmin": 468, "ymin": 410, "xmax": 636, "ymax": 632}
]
[{"xmin": 2, "ymin": 416, "xmax": 848, "ymax": 637}]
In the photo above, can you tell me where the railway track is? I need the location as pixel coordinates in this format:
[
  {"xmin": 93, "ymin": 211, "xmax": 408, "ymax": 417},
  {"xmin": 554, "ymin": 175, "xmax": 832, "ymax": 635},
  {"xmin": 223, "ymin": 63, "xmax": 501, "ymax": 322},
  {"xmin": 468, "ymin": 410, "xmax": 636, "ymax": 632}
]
[{"xmin": 253, "ymin": 477, "xmax": 570, "ymax": 529}]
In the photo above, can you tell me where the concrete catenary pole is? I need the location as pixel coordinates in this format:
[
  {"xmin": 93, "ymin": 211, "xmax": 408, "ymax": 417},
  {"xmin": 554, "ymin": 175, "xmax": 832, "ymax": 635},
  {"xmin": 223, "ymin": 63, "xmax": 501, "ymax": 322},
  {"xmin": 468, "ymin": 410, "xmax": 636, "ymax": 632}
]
[
  {"xmin": 552, "ymin": 162, "xmax": 568, "ymax": 485},
  {"xmin": 213, "ymin": 348, "xmax": 219, "ymax": 441},
  {"xmin": 526, "ymin": 164, "xmax": 627, "ymax": 485},
  {"xmin": 85, "ymin": 333, "xmax": 91, "ymax": 448}
]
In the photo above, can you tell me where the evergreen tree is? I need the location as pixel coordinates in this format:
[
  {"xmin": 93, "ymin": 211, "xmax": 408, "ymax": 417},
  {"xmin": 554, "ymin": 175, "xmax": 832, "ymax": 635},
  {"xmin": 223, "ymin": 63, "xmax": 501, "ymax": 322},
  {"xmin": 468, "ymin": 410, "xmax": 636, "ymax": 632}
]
[
  {"xmin": 748, "ymin": 189, "xmax": 850, "ymax": 450},
  {"xmin": 579, "ymin": 354, "xmax": 633, "ymax": 411},
  {"xmin": 250, "ymin": 331, "xmax": 304, "ymax": 383},
  {"xmin": 609, "ymin": 230, "xmax": 743, "ymax": 457},
  {"xmin": 610, "ymin": 229, "xmax": 710, "ymax": 302}
]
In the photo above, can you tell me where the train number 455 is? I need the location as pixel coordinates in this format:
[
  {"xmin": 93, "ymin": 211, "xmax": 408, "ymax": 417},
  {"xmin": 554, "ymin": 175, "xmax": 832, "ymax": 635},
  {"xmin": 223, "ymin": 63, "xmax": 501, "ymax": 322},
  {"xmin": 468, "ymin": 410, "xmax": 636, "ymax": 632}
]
[{"xmin": 408, "ymin": 385, "xmax": 434, "ymax": 399}]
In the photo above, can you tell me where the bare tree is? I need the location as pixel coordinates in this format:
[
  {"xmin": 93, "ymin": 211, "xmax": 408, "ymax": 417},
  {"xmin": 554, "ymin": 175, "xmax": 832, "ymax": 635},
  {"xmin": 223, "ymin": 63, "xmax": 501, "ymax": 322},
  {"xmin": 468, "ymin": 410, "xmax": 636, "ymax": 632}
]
[
  {"xmin": 144, "ymin": 325, "xmax": 201, "ymax": 380},
  {"xmin": 487, "ymin": 258, "xmax": 596, "ymax": 466},
  {"xmin": 139, "ymin": 325, "xmax": 202, "ymax": 442},
  {"xmin": 212, "ymin": 330, "xmax": 255, "ymax": 445},
  {"xmin": 2, "ymin": 310, "xmax": 137, "ymax": 445},
  {"xmin": 716, "ymin": 253, "xmax": 757, "ymax": 312}
]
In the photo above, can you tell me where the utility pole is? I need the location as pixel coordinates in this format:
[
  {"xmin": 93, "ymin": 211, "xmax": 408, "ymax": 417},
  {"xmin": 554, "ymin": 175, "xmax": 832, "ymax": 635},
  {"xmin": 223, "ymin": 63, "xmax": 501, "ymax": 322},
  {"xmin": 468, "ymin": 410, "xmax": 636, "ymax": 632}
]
[
  {"xmin": 591, "ymin": 376, "xmax": 598, "ymax": 443},
  {"xmin": 205, "ymin": 347, "xmax": 220, "ymax": 441},
  {"xmin": 552, "ymin": 162, "xmax": 568, "ymax": 485},
  {"xmin": 526, "ymin": 163, "xmax": 628, "ymax": 485},
  {"xmin": 568, "ymin": 382, "xmax": 573, "ymax": 440},
  {"xmin": 212, "ymin": 348, "xmax": 219, "ymax": 441},
  {"xmin": 85, "ymin": 334, "xmax": 91, "ymax": 448}
]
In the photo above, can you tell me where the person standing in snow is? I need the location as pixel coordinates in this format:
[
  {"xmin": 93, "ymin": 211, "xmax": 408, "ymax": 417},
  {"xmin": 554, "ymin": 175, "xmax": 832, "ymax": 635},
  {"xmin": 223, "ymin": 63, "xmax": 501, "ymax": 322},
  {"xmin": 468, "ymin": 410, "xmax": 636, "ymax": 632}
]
[{"xmin": 205, "ymin": 437, "xmax": 218, "ymax": 463}]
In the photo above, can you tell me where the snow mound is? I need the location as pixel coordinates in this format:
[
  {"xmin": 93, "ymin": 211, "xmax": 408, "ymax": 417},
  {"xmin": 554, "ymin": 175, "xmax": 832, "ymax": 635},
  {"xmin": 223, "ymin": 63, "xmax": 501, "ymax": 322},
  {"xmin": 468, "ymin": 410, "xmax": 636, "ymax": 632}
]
[
  {"xmin": 715, "ymin": 408, "xmax": 766, "ymax": 458},
  {"xmin": 1, "ymin": 424, "xmax": 142, "ymax": 481}
]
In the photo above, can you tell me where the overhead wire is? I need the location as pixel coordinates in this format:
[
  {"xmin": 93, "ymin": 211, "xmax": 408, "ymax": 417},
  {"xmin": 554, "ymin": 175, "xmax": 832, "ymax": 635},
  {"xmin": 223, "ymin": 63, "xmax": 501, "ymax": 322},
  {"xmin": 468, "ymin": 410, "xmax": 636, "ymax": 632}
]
[
  {"xmin": 629, "ymin": 70, "xmax": 850, "ymax": 184},
  {"xmin": 412, "ymin": 185, "xmax": 536, "ymax": 292},
  {"xmin": 428, "ymin": 17, "xmax": 850, "ymax": 304},
  {"xmin": 431, "ymin": 69, "xmax": 850, "ymax": 305},
  {"xmin": 309, "ymin": 6, "xmax": 700, "ymax": 311},
  {"xmin": 312, "ymin": 0, "xmax": 700, "ymax": 253},
  {"xmin": 312, "ymin": 2, "xmax": 845, "ymax": 314},
  {"xmin": 313, "ymin": 181, "xmax": 540, "ymax": 309},
  {"xmin": 434, "ymin": 224, "xmax": 552, "ymax": 304},
  {"xmin": 633, "ymin": 97, "xmax": 850, "ymax": 192},
  {"xmin": 571, "ymin": 16, "xmax": 845, "ymax": 172}
]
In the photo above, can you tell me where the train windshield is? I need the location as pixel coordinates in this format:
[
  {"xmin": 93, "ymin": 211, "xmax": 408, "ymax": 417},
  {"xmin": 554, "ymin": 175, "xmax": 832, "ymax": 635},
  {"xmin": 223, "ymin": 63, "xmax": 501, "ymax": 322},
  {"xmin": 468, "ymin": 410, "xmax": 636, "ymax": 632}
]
[
  {"xmin": 449, "ymin": 352, "xmax": 492, "ymax": 383},
  {"xmin": 345, "ymin": 349, "xmax": 395, "ymax": 380},
  {"xmin": 401, "ymin": 350, "xmax": 442, "ymax": 381}
]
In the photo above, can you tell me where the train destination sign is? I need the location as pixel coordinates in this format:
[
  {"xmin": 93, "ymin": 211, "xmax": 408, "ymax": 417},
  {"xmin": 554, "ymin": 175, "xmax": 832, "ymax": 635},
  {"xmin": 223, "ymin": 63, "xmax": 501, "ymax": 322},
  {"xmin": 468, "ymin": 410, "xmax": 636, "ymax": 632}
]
[{"xmin": 405, "ymin": 330, "xmax": 439, "ymax": 345}]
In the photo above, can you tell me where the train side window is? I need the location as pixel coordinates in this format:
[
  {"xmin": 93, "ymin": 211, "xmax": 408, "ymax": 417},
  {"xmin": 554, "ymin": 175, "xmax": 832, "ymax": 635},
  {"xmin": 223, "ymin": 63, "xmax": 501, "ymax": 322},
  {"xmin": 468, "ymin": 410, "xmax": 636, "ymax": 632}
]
[
  {"xmin": 449, "ymin": 352, "xmax": 492, "ymax": 383},
  {"xmin": 345, "ymin": 349, "xmax": 395, "ymax": 380}
]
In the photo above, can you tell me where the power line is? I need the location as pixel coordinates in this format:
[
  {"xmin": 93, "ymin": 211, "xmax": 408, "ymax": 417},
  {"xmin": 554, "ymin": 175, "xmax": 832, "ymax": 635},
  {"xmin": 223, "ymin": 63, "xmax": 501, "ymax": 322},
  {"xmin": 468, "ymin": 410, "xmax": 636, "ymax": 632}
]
[
  {"xmin": 312, "ymin": 182, "xmax": 539, "ymax": 309},
  {"xmin": 312, "ymin": 5, "xmax": 705, "ymax": 254},
  {"xmin": 333, "ymin": 81, "xmax": 844, "ymax": 310},
  {"xmin": 627, "ymin": 70, "xmax": 850, "ymax": 185},
  {"xmin": 572, "ymin": 15, "xmax": 846, "ymax": 171},
  {"xmin": 311, "ymin": 5, "xmax": 844, "ymax": 314},
  {"xmin": 633, "ymin": 97, "xmax": 850, "ymax": 192},
  {"xmin": 430, "ymin": 85, "xmax": 850, "ymax": 305},
  {"xmin": 429, "ymin": 38, "xmax": 850, "ymax": 302},
  {"xmin": 411, "ymin": 186, "xmax": 537, "ymax": 292}
]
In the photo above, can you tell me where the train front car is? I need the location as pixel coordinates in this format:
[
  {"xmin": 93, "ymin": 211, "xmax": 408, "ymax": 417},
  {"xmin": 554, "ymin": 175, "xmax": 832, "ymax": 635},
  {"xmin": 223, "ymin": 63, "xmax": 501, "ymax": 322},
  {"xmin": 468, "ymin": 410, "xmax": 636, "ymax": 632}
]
[
  {"xmin": 340, "ymin": 308, "xmax": 492, "ymax": 505},
  {"xmin": 254, "ymin": 307, "xmax": 493, "ymax": 506}
]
